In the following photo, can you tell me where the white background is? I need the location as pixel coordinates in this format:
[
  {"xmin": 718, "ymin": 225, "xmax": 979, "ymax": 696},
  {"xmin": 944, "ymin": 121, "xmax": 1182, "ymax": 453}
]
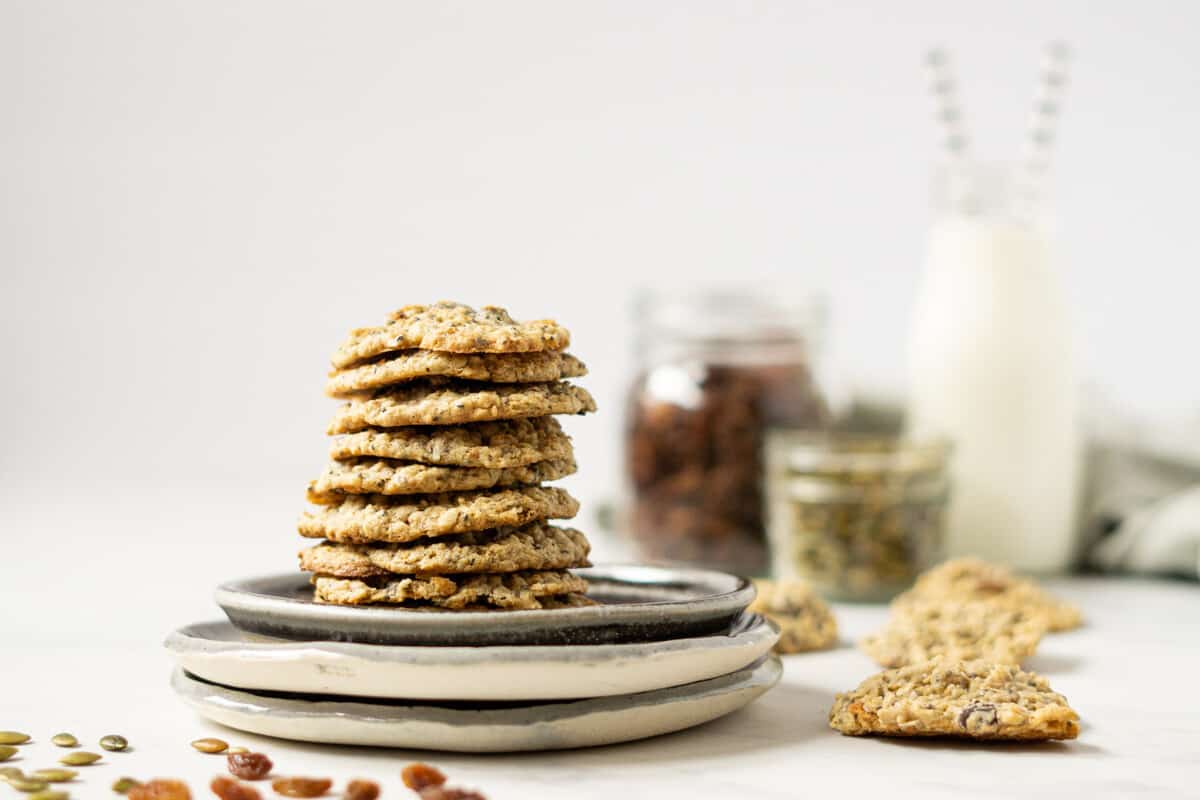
[{"xmin": 2, "ymin": 1, "xmax": 1200, "ymax": 644}]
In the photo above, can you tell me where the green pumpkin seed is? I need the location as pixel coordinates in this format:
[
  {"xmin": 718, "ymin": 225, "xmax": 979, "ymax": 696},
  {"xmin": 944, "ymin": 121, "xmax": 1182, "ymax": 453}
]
[
  {"xmin": 0, "ymin": 732, "xmax": 30, "ymax": 745},
  {"xmin": 190, "ymin": 737, "xmax": 227, "ymax": 754},
  {"xmin": 27, "ymin": 791, "xmax": 68, "ymax": 800},
  {"xmin": 0, "ymin": 745, "xmax": 18, "ymax": 761},
  {"xmin": 49, "ymin": 734, "xmax": 77, "ymax": 748},
  {"xmin": 29, "ymin": 769, "xmax": 76, "ymax": 783},
  {"xmin": 57, "ymin": 752, "xmax": 100, "ymax": 767},
  {"xmin": 6, "ymin": 777, "xmax": 48, "ymax": 792},
  {"xmin": 98, "ymin": 735, "xmax": 128, "ymax": 752},
  {"xmin": 111, "ymin": 776, "xmax": 140, "ymax": 794},
  {"xmin": 1, "ymin": 766, "xmax": 24, "ymax": 781}
]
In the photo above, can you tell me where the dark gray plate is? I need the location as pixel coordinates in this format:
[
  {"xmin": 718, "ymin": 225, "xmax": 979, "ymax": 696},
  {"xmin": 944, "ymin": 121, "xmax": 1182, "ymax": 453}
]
[{"xmin": 215, "ymin": 565, "xmax": 754, "ymax": 646}]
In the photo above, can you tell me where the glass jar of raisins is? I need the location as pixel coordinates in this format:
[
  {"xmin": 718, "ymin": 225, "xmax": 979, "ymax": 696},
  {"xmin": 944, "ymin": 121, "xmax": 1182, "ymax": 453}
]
[{"xmin": 623, "ymin": 289, "xmax": 830, "ymax": 575}]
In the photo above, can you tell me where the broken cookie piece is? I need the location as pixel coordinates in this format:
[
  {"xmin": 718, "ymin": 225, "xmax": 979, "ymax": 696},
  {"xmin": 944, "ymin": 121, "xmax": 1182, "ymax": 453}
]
[{"xmin": 829, "ymin": 659, "xmax": 1080, "ymax": 740}]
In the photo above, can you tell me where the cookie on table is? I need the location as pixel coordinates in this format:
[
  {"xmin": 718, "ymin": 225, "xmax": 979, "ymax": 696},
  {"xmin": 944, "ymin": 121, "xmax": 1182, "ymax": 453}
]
[
  {"xmin": 326, "ymin": 350, "xmax": 588, "ymax": 398},
  {"xmin": 298, "ymin": 487, "xmax": 580, "ymax": 544},
  {"xmin": 312, "ymin": 569, "xmax": 589, "ymax": 610},
  {"xmin": 829, "ymin": 660, "xmax": 1080, "ymax": 740},
  {"xmin": 328, "ymin": 417, "xmax": 574, "ymax": 468},
  {"xmin": 328, "ymin": 380, "xmax": 596, "ymax": 432},
  {"xmin": 749, "ymin": 579, "xmax": 838, "ymax": 654},
  {"xmin": 896, "ymin": 557, "xmax": 1083, "ymax": 632},
  {"xmin": 299, "ymin": 523, "xmax": 592, "ymax": 576},
  {"xmin": 307, "ymin": 457, "xmax": 577, "ymax": 501},
  {"xmin": 332, "ymin": 302, "xmax": 571, "ymax": 369},
  {"xmin": 860, "ymin": 600, "xmax": 1048, "ymax": 668}
]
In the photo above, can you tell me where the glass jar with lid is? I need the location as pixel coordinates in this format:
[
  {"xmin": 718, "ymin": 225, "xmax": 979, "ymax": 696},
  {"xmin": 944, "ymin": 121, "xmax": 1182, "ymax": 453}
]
[
  {"xmin": 765, "ymin": 433, "xmax": 951, "ymax": 601},
  {"xmin": 623, "ymin": 288, "xmax": 829, "ymax": 575}
]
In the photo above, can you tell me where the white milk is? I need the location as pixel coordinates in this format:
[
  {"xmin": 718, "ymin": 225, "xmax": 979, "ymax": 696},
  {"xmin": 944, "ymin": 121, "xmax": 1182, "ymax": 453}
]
[{"xmin": 907, "ymin": 166, "xmax": 1081, "ymax": 572}]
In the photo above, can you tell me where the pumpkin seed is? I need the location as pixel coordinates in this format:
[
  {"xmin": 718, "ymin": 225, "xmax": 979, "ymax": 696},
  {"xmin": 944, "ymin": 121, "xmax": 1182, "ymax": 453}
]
[
  {"xmin": 1, "ymin": 766, "xmax": 24, "ymax": 781},
  {"xmin": 27, "ymin": 791, "xmax": 68, "ymax": 800},
  {"xmin": 6, "ymin": 777, "xmax": 48, "ymax": 792},
  {"xmin": 111, "ymin": 776, "xmax": 141, "ymax": 794},
  {"xmin": 57, "ymin": 752, "xmax": 100, "ymax": 766},
  {"xmin": 30, "ymin": 769, "xmax": 76, "ymax": 783},
  {"xmin": 0, "ymin": 745, "xmax": 18, "ymax": 761},
  {"xmin": 99, "ymin": 735, "xmax": 128, "ymax": 752},
  {"xmin": 226, "ymin": 746, "xmax": 249, "ymax": 755},
  {"xmin": 0, "ymin": 732, "xmax": 30, "ymax": 745},
  {"xmin": 190, "ymin": 737, "xmax": 228, "ymax": 754},
  {"xmin": 49, "ymin": 734, "xmax": 77, "ymax": 748}
]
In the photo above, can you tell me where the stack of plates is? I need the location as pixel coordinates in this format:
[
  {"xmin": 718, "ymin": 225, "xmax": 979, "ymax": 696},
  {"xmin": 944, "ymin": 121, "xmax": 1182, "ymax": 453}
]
[{"xmin": 166, "ymin": 565, "xmax": 782, "ymax": 752}]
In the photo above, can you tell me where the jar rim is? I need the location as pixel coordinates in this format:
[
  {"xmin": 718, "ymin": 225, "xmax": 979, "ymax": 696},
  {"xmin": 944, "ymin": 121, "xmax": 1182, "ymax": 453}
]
[{"xmin": 767, "ymin": 431, "xmax": 952, "ymax": 475}]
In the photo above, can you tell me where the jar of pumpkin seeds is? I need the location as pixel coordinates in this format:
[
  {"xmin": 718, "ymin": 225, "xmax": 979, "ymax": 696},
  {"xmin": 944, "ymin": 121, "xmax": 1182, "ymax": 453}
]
[{"xmin": 765, "ymin": 433, "xmax": 951, "ymax": 601}]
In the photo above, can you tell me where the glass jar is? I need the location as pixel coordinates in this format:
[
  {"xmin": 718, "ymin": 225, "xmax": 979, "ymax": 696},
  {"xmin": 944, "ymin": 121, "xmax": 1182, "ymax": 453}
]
[
  {"xmin": 765, "ymin": 433, "xmax": 950, "ymax": 601},
  {"xmin": 624, "ymin": 289, "xmax": 829, "ymax": 575}
]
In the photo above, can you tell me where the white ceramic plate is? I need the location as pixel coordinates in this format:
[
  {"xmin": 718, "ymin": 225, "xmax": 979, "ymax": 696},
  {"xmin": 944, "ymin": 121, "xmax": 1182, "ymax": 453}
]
[
  {"xmin": 165, "ymin": 613, "xmax": 778, "ymax": 701},
  {"xmin": 215, "ymin": 565, "xmax": 754, "ymax": 646},
  {"xmin": 171, "ymin": 654, "xmax": 781, "ymax": 752}
]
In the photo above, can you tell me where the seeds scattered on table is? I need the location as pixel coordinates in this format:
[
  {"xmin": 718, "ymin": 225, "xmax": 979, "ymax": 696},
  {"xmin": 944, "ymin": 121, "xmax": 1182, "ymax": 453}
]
[
  {"xmin": 58, "ymin": 751, "xmax": 101, "ymax": 766},
  {"xmin": 344, "ymin": 779, "xmax": 380, "ymax": 800},
  {"xmin": 100, "ymin": 734, "xmax": 129, "ymax": 752},
  {"xmin": 49, "ymin": 733, "xmax": 77, "ymax": 748},
  {"xmin": 111, "ymin": 776, "xmax": 142, "ymax": 794},
  {"xmin": 0, "ymin": 745, "xmax": 18, "ymax": 761},
  {"xmin": 211, "ymin": 775, "xmax": 261, "ymax": 800},
  {"xmin": 6, "ymin": 776, "xmax": 48, "ymax": 792},
  {"xmin": 127, "ymin": 778, "xmax": 192, "ymax": 799},
  {"xmin": 271, "ymin": 776, "xmax": 332, "ymax": 797},
  {"xmin": 29, "ymin": 769, "xmax": 76, "ymax": 782},
  {"xmin": 0, "ymin": 732, "xmax": 30, "ymax": 745},
  {"xmin": 190, "ymin": 737, "xmax": 228, "ymax": 754},
  {"xmin": 226, "ymin": 752, "xmax": 272, "ymax": 781}
]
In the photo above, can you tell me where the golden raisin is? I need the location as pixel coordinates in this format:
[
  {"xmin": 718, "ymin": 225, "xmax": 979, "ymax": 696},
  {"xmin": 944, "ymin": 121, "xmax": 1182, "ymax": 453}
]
[
  {"xmin": 401, "ymin": 764, "xmax": 446, "ymax": 791},
  {"xmin": 128, "ymin": 779, "xmax": 193, "ymax": 800},
  {"xmin": 271, "ymin": 777, "xmax": 333, "ymax": 797},
  {"xmin": 344, "ymin": 780, "xmax": 380, "ymax": 800},
  {"xmin": 226, "ymin": 752, "xmax": 273, "ymax": 781},
  {"xmin": 211, "ymin": 776, "xmax": 262, "ymax": 800}
]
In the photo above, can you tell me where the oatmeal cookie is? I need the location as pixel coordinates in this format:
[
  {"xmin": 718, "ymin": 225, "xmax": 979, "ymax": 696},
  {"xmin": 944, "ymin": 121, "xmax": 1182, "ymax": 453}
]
[
  {"xmin": 749, "ymin": 579, "xmax": 838, "ymax": 654},
  {"xmin": 829, "ymin": 659, "xmax": 1080, "ymax": 740},
  {"xmin": 860, "ymin": 600, "xmax": 1047, "ymax": 668},
  {"xmin": 896, "ymin": 557, "xmax": 1083, "ymax": 632},
  {"xmin": 298, "ymin": 487, "xmax": 579, "ymax": 543},
  {"xmin": 298, "ymin": 523, "xmax": 591, "ymax": 576},
  {"xmin": 326, "ymin": 350, "xmax": 587, "ymax": 397},
  {"xmin": 328, "ymin": 380, "xmax": 596, "ymax": 432},
  {"xmin": 332, "ymin": 302, "xmax": 570, "ymax": 368},
  {"xmin": 307, "ymin": 457, "xmax": 576, "ymax": 501},
  {"xmin": 328, "ymin": 417, "xmax": 573, "ymax": 467},
  {"xmin": 312, "ymin": 569, "xmax": 588, "ymax": 610}
]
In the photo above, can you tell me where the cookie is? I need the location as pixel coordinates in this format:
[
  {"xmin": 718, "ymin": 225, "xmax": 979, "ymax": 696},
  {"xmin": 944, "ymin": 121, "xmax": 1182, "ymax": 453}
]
[
  {"xmin": 332, "ymin": 302, "xmax": 570, "ymax": 368},
  {"xmin": 299, "ymin": 487, "xmax": 579, "ymax": 543},
  {"xmin": 311, "ymin": 569, "xmax": 589, "ymax": 610},
  {"xmin": 307, "ymin": 457, "xmax": 577, "ymax": 501},
  {"xmin": 326, "ymin": 350, "xmax": 587, "ymax": 398},
  {"xmin": 749, "ymin": 579, "xmax": 838, "ymax": 654},
  {"xmin": 328, "ymin": 380, "xmax": 596, "ymax": 433},
  {"xmin": 829, "ymin": 659, "xmax": 1080, "ymax": 740},
  {"xmin": 298, "ymin": 523, "xmax": 592, "ymax": 576},
  {"xmin": 896, "ymin": 557, "xmax": 1083, "ymax": 632},
  {"xmin": 860, "ymin": 600, "xmax": 1047, "ymax": 668},
  {"xmin": 328, "ymin": 417, "xmax": 573, "ymax": 467}
]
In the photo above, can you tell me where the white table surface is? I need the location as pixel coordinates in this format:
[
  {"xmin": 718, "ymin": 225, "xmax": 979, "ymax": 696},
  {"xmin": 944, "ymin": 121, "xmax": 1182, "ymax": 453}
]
[{"xmin": 2, "ymin": 490, "xmax": 1199, "ymax": 799}]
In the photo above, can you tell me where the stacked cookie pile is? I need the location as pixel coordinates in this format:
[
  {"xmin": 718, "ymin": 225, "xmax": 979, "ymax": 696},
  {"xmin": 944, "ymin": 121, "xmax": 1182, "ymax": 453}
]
[{"xmin": 297, "ymin": 302, "xmax": 598, "ymax": 611}]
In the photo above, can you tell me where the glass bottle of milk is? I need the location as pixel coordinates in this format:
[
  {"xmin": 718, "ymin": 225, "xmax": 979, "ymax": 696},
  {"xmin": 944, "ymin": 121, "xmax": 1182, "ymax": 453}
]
[{"xmin": 906, "ymin": 163, "xmax": 1080, "ymax": 572}]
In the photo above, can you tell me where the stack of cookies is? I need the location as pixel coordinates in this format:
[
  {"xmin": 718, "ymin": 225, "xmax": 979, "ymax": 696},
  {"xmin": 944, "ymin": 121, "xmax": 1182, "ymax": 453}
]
[{"xmin": 297, "ymin": 302, "xmax": 598, "ymax": 611}]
